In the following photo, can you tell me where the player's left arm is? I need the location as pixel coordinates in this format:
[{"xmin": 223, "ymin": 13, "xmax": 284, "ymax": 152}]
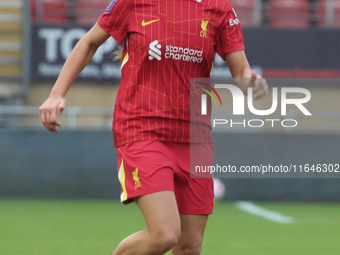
[{"xmin": 225, "ymin": 50, "xmax": 268, "ymax": 99}]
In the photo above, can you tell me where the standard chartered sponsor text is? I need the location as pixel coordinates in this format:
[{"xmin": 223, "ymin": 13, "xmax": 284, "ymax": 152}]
[{"xmin": 165, "ymin": 45, "xmax": 203, "ymax": 62}]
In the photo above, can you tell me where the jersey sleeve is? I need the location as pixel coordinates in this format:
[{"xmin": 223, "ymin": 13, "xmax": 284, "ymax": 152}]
[
  {"xmin": 215, "ymin": 7, "xmax": 245, "ymax": 58},
  {"xmin": 97, "ymin": 0, "xmax": 131, "ymax": 45}
]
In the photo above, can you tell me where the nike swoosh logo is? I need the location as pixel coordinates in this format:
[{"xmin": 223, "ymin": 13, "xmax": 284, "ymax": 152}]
[{"xmin": 142, "ymin": 19, "xmax": 159, "ymax": 26}]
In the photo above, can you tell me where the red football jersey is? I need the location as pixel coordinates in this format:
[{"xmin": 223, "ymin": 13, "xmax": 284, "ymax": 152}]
[{"xmin": 98, "ymin": 0, "xmax": 244, "ymax": 148}]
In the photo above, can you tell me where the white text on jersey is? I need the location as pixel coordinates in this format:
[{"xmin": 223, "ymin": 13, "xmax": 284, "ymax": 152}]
[
  {"xmin": 165, "ymin": 45, "xmax": 203, "ymax": 63},
  {"xmin": 229, "ymin": 18, "xmax": 240, "ymax": 26}
]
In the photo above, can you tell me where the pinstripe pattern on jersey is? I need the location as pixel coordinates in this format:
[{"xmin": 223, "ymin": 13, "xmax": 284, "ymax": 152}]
[{"xmin": 98, "ymin": 0, "xmax": 244, "ymax": 147}]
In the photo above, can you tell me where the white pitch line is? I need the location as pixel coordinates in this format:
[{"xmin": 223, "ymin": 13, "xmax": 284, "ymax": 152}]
[{"xmin": 236, "ymin": 201, "xmax": 294, "ymax": 224}]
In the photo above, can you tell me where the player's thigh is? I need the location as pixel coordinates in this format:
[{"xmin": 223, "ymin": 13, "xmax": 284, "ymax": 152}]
[
  {"xmin": 171, "ymin": 214, "xmax": 209, "ymax": 254},
  {"xmin": 178, "ymin": 214, "xmax": 208, "ymax": 242},
  {"xmin": 116, "ymin": 140, "xmax": 176, "ymax": 204},
  {"xmin": 134, "ymin": 190, "xmax": 181, "ymax": 237}
]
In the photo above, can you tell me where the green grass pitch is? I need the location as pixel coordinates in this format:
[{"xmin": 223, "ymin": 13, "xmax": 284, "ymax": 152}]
[{"xmin": 0, "ymin": 199, "xmax": 339, "ymax": 255}]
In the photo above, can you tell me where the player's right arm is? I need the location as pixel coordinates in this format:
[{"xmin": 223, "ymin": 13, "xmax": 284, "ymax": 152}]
[
  {"xmin": 39, "ymin": 23, "xmax": 110, "ymax": 132},
  {"xmin": 215, "ymin": 4, "xmax": 267, "ymax": 100},
  {"xmin": 225, "ymin": 50, "xmax": 268, "ymax": 99}
]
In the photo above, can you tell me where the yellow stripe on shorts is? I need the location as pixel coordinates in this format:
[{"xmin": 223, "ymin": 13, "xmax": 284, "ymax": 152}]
[{"xmin": 118, "ymin": 158, "xmax": 128, "ymax": 202}]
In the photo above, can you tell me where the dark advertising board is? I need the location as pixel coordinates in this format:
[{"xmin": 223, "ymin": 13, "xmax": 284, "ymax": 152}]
[
  {"xmin": 31, "ymin": 23, "xmax": 121, "ymax": 82},
  {"xmin": 31, "ymin": 23, "xmax": 340, "ymax": 82},
  {"xmin": 243, "ymin": 29, "xmax": 340, "ymax": 78}
]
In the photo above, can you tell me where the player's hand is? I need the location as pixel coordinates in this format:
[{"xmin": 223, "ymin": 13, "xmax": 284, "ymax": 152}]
[
  {"xmin": 242, "ymin": 69, "xmax": 268, "ymax": 100},
  {"xmin": 39, "ymin": 94, "xmax": 66, "ymax": 133}
]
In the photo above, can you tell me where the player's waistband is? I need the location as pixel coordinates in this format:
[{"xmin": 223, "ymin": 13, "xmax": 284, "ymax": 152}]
[{"xmin": 112, "ymin": 118, "xmax": 212, "ymax": 148}]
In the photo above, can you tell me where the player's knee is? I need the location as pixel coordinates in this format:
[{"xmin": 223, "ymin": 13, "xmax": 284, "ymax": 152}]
[
  {"xmin": 150, "ymin": 228, "xmax": 181, "ymax": 253},
  {"xmin": 161, "ymin": 232, "xmax": 180, "ymax": 250}
]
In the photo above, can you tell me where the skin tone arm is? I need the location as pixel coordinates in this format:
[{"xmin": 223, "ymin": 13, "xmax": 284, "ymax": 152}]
[
  {"xmin": 39, "ymin": 23, "xmax": 110, "ymax": 133},
  {"xmin": 225, "ymin": 50, "xmax": 268, "ymax": 99}
]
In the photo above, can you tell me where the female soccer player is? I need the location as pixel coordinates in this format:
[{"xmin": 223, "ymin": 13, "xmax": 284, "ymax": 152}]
[{"xmin": 39, "ymin": 0, "xmax": 267, "ymax": 254}]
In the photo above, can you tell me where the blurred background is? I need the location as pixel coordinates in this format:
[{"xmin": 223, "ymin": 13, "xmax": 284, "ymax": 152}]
[{"xmin": 0, "ymin": 1, "xmax": 340, "ymax": 255}]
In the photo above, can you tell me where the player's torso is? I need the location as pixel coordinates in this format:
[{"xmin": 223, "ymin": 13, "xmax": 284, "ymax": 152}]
[
  {"xmin": 121, "ymin": 0, "xmax": 228, "ymax": 81},
  {"xmin": 113, "ymin": 0, "xmax": 231, "ymax": 147}
]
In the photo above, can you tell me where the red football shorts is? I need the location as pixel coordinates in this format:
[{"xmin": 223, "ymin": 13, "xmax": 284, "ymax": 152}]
[{"xmin": 116, "ymin": 140, "xmax": 214, "ymax": 215}]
